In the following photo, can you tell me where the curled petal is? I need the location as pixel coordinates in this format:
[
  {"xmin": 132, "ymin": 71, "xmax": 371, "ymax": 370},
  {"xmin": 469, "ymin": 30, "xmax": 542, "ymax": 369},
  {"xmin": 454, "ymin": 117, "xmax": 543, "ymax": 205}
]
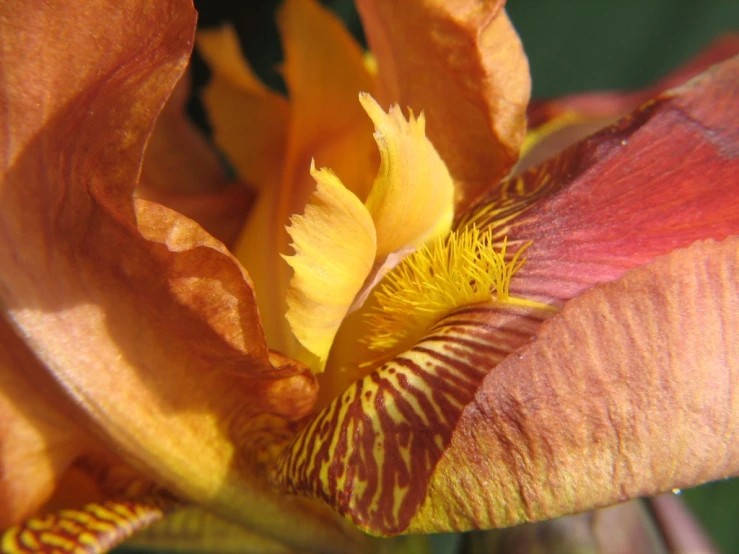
[
  {"xmin": 356, "ymin": 0, "xmax": 530, "ymax": 207},
  {"xmin": 231, "ymin": 0, "xmax": 376, "ymax": 355}
]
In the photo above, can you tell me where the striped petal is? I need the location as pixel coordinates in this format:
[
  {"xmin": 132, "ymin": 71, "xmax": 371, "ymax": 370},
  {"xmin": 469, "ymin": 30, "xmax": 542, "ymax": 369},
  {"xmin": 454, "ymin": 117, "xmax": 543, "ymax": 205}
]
[{"xmin": 274, "ymin": 56, "xmax": 739, "ymax": 534}]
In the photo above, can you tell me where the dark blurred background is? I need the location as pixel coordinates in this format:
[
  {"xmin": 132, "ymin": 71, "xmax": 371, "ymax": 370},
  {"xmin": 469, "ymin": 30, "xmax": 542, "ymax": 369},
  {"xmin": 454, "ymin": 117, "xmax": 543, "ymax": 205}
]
[{"xmin": 186, "ymin": 1, "xmax": 739, "ymax": 551}]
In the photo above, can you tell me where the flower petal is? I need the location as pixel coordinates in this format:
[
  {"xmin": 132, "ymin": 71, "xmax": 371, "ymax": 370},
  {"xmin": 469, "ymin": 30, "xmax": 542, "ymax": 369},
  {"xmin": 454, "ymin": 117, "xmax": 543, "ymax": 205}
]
[
  {"xmin": 356, "ymin": 0, "xmax": 530, "ymax": 208},
  {"xmin": 285, "ymin": 164, "xmax": 377, "ymax": 367},
  {"xmin": 231, "ymin": 0, "xmax": 376, "ymax": 356},
  {"xmin": 361, "ymin": 94, "xmax": 454, "ymax": 259},
  {"xmin": 459, "ymin": 55, "xmax": 739, "ymax": 305},
  {"xmin": 0, "ymin": 318, "xmax": 87, "ymax": 526},
  {"xmin": 136, "ymin": 67, "xmax": 253, "ymax": 247},
  {"xmin": 276, "ymin": 58, "xmax": 739, "ymax": 535},
  {"xmin": 410, "ymin": 237, "xmax": 739, "ymax": 531},
  {"xmin": 0, "ymin": 1, "xmax": 364, "ymax": 550},
  {"xmin": 3, "ymin": 497, "xmax": 175, "ymax": 554},
  {"xmin": 198, "ymin": 25, "xmax": 289, "ymax": 188}
]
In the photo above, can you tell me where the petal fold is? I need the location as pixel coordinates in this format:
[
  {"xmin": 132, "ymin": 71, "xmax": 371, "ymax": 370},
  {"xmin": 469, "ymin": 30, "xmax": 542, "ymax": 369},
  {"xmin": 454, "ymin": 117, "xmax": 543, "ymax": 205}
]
[{"xmin": 356, "ymin": 0, "xmax": 530, "ymax": 208}]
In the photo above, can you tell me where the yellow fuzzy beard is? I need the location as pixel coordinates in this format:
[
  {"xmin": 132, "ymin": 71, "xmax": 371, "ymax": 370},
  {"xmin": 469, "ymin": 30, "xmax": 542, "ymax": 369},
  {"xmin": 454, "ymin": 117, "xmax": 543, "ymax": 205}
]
[{"xmin": 365, "ymin": 226, "xmax": 546, "ymax": 352}]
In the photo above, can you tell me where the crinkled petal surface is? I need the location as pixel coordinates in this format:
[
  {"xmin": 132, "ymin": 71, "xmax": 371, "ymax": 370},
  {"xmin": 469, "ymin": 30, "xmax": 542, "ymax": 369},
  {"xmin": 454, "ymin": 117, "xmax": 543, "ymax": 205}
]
[
  {"xmin": 0, "ymin": 1, "xmax": 365, "ymax": 551},
  {"xmin": 285, "ymin": 164, "xmax": 377, "ymax": 367},
  {"xmin": 275, "ymin": 58, "xmax": 739, "ymax": 535},
  {"xmin": 356, "ymin": 0, "xmax": 530, "ymax": 208}
]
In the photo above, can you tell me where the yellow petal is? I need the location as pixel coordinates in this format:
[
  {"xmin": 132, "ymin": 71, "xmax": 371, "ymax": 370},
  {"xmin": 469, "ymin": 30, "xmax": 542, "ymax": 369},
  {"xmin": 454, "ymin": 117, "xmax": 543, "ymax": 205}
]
[
  {"xmin": 231, "ymin": 0, "xmax": 376, "ymax": 357},
  {"xmin": 198, "ymin": 25, "xmax": 289, "ymax": 188},
  {"xmin": 279, "ymin": 0, "xmax": 377, "ymax": 200},
  {"xmin": 285, "ymin": 163, "xmax": 377, "ymax": 367},
  {"xmin": 361, "ymin": 94, "xmax": 454, "ymax": 259}
]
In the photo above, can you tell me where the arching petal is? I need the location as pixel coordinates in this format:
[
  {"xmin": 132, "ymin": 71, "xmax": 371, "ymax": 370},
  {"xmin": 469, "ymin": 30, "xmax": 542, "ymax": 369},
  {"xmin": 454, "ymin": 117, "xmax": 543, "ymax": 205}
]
[
  {"xmin": 410, "ymin": 237, "xmax": 738, "ymax": 531},
  {"xmin": 356, "ymin": 0, "xmax": 530, "ymax": 209},
  {"xmin": 231, "ymin": 0, "xmax": 376, "ymax": 357},
  {"xmin": 0, "ymin": 1, "xmax": 364, "ymax": 551}
]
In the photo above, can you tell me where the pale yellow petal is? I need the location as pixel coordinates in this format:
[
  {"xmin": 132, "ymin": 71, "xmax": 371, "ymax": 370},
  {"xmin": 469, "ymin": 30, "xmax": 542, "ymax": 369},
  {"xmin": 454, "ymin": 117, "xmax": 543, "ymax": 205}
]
[
  {"xmin": 361, "ymin": 94, "xmax": 454, "ymax": 259},
  {"xmin": 284, "ymin": 163, "xmax": 377, "ymax": 367}
]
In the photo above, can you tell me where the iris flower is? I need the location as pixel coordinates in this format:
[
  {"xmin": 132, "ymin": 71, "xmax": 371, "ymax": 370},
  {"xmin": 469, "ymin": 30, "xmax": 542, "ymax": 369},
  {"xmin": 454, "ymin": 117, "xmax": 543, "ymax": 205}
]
[{"xmin": 0, "ymin": 0, "xmax": 737, "ymax": 552}]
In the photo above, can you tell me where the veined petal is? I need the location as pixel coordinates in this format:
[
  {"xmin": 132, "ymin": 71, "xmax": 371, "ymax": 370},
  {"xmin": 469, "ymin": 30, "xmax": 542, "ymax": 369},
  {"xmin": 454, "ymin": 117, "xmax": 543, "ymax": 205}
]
[
  {"xmin": 356, "ymin": 0, "xmax": 530, "ymax": 208},
  {"xmin": 410, "ymin": 237, "xmax": 739, "ymax": 531},
  {"xmin": 276, "ymin": 57, "xmax": 739, "ymax": 535},
  {"xmin": 0, "ymin": 1, "xmax": 365, "ymax": 551},
  {"xmin": 459, "ymin": 56, "xmax": 739, "ymax": 305},
  {"xmin": 285, "ymin": 164, "xmax": 377, "ymax": 367},
  {"xmin": 198, "ymin": 25, "xmax": 289, "ymax": 188},
  {"xmin": 361, "ymin": 94, "xmax": 454, "ymax": 259}
]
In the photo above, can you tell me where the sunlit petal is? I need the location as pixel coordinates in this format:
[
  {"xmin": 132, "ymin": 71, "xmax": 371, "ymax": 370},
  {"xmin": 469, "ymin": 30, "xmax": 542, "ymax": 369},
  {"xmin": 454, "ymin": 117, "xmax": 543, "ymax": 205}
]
[
  {"xmin": 361, "ymin": 94, "xmax": 454, "ymax": 259},
  {"xmin": 0, "ymin": 1, "xmax": 364, "ymax": 550},
  {"xmin": 285, "ymin": 164, "xmax": 377, "ymax": 367},
  {"xmin": 275, "ymin": 57, "xmax": 739, "ymax": 535},
  {"xmin": 356, "ymin": 0, "xmax": 530, "ymax": 208},
  {"xmin": 411, "ymin": 237, "xmax": 738, "ymax": 531}
]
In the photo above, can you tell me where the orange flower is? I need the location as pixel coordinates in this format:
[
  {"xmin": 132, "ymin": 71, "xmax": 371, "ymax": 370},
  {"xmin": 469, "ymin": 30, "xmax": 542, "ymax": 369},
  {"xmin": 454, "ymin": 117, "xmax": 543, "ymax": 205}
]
[{"xmin": 0, "ymin": 0, "xmax": 736, "ymax": 552}]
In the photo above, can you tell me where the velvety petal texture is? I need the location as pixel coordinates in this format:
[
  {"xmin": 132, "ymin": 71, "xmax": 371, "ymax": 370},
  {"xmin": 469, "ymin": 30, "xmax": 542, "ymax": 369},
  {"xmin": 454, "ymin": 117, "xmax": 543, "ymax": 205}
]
[
  {"xmin": 0, "ymin": 1, "xmax": 364, "ymax": 551},
  {"xmin": 356, "ymin": 0, "xmax": 530, "ymax": 208},
  {"xmin": 274, "ymin": 58, "xmax": 739, "ymax": 535}
]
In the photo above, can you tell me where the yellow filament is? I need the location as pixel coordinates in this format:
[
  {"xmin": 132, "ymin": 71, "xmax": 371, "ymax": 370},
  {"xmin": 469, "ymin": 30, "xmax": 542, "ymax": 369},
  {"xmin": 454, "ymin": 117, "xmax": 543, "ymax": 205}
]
[{"xmin": 365, "ymin": 226, "xmax": 547, "ymax": 352}]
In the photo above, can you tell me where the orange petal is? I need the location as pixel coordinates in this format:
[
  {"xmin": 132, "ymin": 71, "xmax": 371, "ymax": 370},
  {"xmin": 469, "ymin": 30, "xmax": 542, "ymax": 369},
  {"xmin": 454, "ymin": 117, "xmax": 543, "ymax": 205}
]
[
  {"xmin": 198, "ymin": 25, "xmax": 289, "ymax": 189},
  {"xmin": 136, "ymin": 66, "xmax": 254, "ymax": 247},
  {"xmin": 0, "ymin": 1, "xmax": 364, "ymax": 551},
  {"xmin": 0, "ymin": 317, "xmax": 87, "ymax": 527},
  {"xmin": 410, "ymin": 237, "xmax": 739, "ymax": 531},
  {"xmin": 356, "ymin": 0, "xmax": 530, "ymax": 208},
  {"xmin": 520, "ymin": 33, "xmax": 739, "ymax": 171}
]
